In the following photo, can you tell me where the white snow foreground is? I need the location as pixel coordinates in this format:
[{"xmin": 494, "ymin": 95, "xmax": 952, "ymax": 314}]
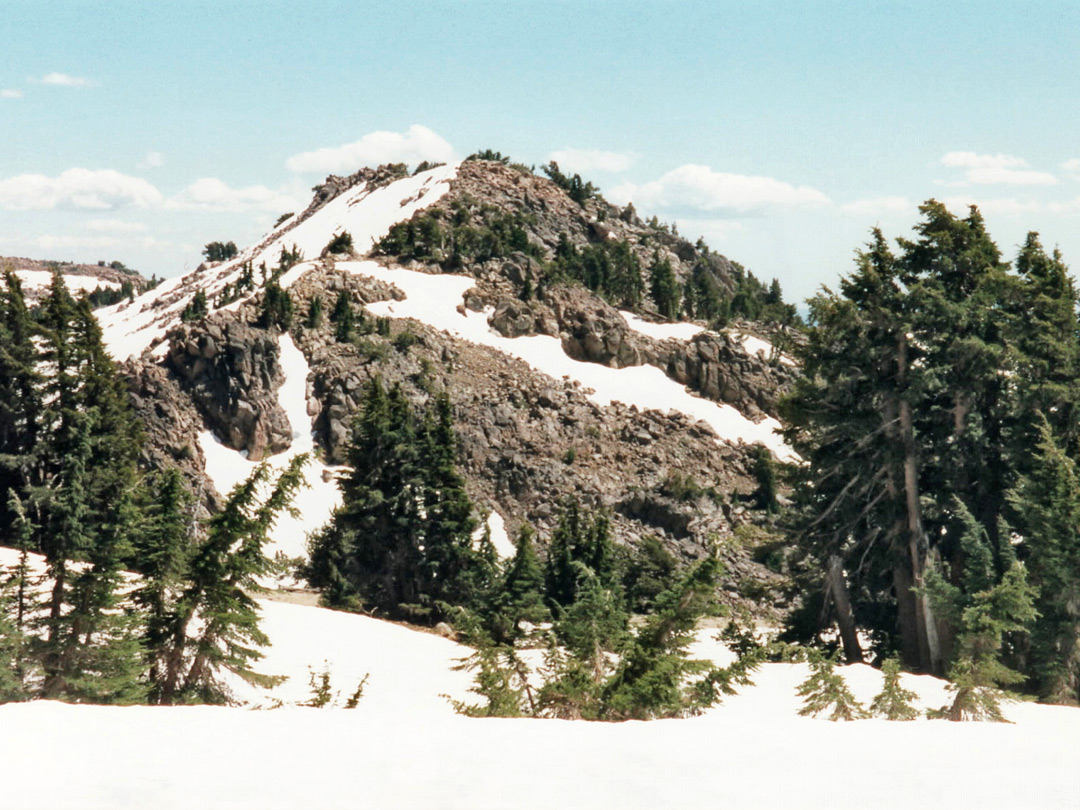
[
  {"xmin": 1, "ymin": 604, "xmax": 1078, "ymax": 810},
  {"xmin": 2, "ymin": 547, "xmax": 1078, "ymax": 809}
]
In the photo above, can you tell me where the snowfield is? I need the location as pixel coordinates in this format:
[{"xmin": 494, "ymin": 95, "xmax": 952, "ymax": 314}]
[
  {"xmin": 15, "ymin": 269, "xmax": 120, "ymax": 294},
  {"xmin": 0, "ymin": 565, "xmax": 1077, "ymax": 810}
]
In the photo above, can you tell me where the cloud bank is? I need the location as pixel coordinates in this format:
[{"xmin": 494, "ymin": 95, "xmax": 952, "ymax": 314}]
[{"xmin": 285, "ymin": 125, "xmax": 455, "ymax": 173}]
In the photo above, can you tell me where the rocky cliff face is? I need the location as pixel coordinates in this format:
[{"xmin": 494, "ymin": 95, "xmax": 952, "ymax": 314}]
[{"xmin": 166, "ymin": 317, "xmax": 292, "ymax": 461}]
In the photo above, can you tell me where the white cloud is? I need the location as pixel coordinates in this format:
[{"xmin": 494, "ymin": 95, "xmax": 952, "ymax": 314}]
[
  {"xmin": 1061, "ymin": 159, "xmax": 1080, "ymax": 180},
  {"xmin": 0, "ymin": 89, "xmax": 22, "ymax": 99},
  {"xmin": 86, "ymin": 218, "xmax": 148, "ymax": 233},
  {"xmin": 34, "ymin": 72, "xmax": 96, "ymax": 87},
  {"xmin": 839, "ymin": 196, "xmax": 912, "ymax": 217},
  {"xmin": 608, "ymin": 164, "xmax": 830, "ymax": 216},
  {"xmin": 166, "ymin": 178, "xmax": 301, "ymax": 213},
  {"xmin": 137, "ymin": 151, "xmax": 164, "ymax": 170},
  {"xmin": 547, "ymin": 148, "xmax": 638, "ymax": 174},
  {"xmin": 285, "ymin": 125, "xmax": 456, "ymax": 173},
  {"xmin": 0, "ymin": 168, "xmax": 163, "ymax": 211},
  {"xmin": 940, "ymin": 151, "xmax": 1058, "ymax": 186}
]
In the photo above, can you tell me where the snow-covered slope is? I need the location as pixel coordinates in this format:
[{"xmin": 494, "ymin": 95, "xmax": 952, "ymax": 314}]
[
  {"xmin": 96, "ymin": 163, "xmax": 459, "ymax": 361},
  {"xmin": 344, "ymin": 260, "xmax": 791, "ymax": 459},
  {"xmin": 0, "ymin": 555, "xmax": 1076, "ymax": 810}
]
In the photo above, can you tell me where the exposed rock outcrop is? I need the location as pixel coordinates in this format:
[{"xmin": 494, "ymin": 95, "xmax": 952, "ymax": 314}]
[{"xmin": 165, "ymin": 316, "xmax": 292, "ymax": 460}]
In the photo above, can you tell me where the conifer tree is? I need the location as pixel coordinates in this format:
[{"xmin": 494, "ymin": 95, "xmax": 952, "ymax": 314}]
[
  {"xmin": 648, "ymin": 253, "xmax": 680, "ymax": 319},
  {"xmin": 306, "ymin": 379, "xmax": 487, "ymax": 620},
  {"xmin": 1010, "ymin": 418, "xmax": 1080, "ymax": 703},
  {"xmin": 486, "ymin": 524, "xmax": 549, "ymax": 643},
  {"xmin": 600, "ymin": 555, "xmax": 722, "ymax": 720},
  {"xmin": 869, "ymin": 658, "xmax": 919, "ymax": 720},
  {"xmin": 167, "ymin": 456, "xmax": 307, "ymax": 704},
  {"xmin": 797, "ymin": 653, "xmax": 868, "ymax": 721},
  {"xmin": 131, "ymin": 468, "xmax": 195, "ymax": 701},
  {"xmin": 927, "ymin": 564, "xmax": 1036, "ymax": 722},
  {"xmin": 0, "ymin": 270, "xmax": 40, "ymax": 539}
]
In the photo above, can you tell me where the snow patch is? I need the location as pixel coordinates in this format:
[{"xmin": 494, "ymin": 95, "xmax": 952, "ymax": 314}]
[
  {"xmin": 15, "ymin": 269, "xmax": 120, "ymax": 293},
  {"xmin": 197, "ymin": 334, "xmax": 343, "ymax": 560},
  {"xmin": 345, "ymin": 261, "xmax": 793, "ymax": 460},
  {"xmin": 619, "ymin": 310, "xmax": 704, "ymax": 341}
]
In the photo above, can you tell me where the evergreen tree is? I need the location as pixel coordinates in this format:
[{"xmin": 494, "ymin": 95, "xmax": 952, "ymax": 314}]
[
  {"xmin": 1010, "ymin": 418, "xmax": 1080, "ymax": 703},
  {"xmin": 600, "ymin": 555, "xmax": 722, "ymax": 720},
  {"xmin": 306, "ymin": 379, "xmax": 487, "ymax": 621},
  {"xmin": 486, "ymin": 524, "xmax": 549, "ymax": 643},
  {"xmin": 166, "ymin": 456, "xmax": 307, "ymax": 704},
  {"xmin": 926, "ymin": 564, "xmax": 1036, "ymax": 721},
  {"xmin": 0, "ymin": 271, "xmax": 41, "ymax": 539},
  {"xmin": 869, "ymin": 658, "xmax": 919, "ymax": 720},
  {"xmin": 131, "ymin": 468, "xmax": 195, "ymax": 702},
  {"xmin": 796, "ymin": 653, "xmax": 868, "ymax": 721},
  {"xmin": 306, "ymin": 295, "xmax": 324, "ymax": 329},
  {"xmin": 258, "ymin": 282, "xmax": 293, "ymax": 330},
  {"xmin": 648, "ymin": 253, "xmax": 681, "ymax": 320}
]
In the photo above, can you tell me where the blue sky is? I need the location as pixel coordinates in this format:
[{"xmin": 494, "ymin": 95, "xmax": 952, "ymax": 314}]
[{"xmin": 3, "ymin": 0, "xmax": 1080, "ymax": 305}]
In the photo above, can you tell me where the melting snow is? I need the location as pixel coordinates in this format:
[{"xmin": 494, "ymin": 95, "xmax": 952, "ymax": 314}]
[
  {"xmin": 346, "ymin": 261, "xmax": 793, "ymax": 460},
  {"xmin": 737, "ymin": 332, "xmax": 797, "ymax": 367},
  {"xmin": 14, "ymin": 269, "xmax": 120, "ymax": 294},
  {"xmin": 96, "ymin": 164, "xmax": 459, "ymax": 361},
  {"xmin": 619, "ymin": 310, "xmax": 705, "ymax": 341},
  {"xmin": 198, "ymin": 334, "xmax": 342, "ymax": 559}
]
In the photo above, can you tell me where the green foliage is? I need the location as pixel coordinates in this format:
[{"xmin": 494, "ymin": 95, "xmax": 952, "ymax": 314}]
[
  {"xmin": 484, "ymin": 525, "xmax": 550, "ymax": 644},
  {"xmin": 622, "ymin": 535, "xmax": 680, "ymax": 613},
  {"xmin": 549, "ymin": 234, "xmax": 644, "ymax": 309},
  {"xmin": 797, "ymin": 653, "xmax": 868, "ymax": 721},
  {"xmin": 454, "ymin": 554, "xmax": 760, "ymax": 722},
  {"xmin": 648, "ymin": 253, "xmax": 680, "ymax": 319},
  {"xmin": 325, "ymin": 231, "xmax": 354, "ymax": 256},
  {"xmin": 180, "ymin": 289, "xmax": 208, "ymax": 322},
  {"xmin": 465, "ymin": 150, "xmax": 511, "ymax": 164},
  {"xmin": 274, "ymin": 212, "xmax": 293, "ymax": 227},
  {"xmin": 869, "ymin": 658, "xmax": 920, "ymax": 720},
  {"xmin": 305, "ymin": 295, "xmax": 324, "ymax": 329},
  {"xmin": 167, "ymin": 456, "xmax": 307, "ymax": 704},
  {"xmin": 305, "ymin": 380, "xmax": 491, "ymax": 620},
  {"xmin": 542, "ymin": 161, "xmax": 597, "ymax": 206},
  {"xmin": 377, "ymin": 202, "xmax": 541, "ymax": 269},
  {"xmin": 257, "ymin": 282, "xmax": 293, "ymax": 330},
  {"xmin": 751, "ymin": 445, "xmax": 779, "ymax": 514},
  {"xmin": 202, "ymin": 241, "xmax": 238, "ymax": 262},
  {"xmin": 1009, "ymin": 417, "xmax": 1080, "ymax": 703},
  {"xmin": 926, "ymin": 563, "xmax": 1037, "ymax": 722}
]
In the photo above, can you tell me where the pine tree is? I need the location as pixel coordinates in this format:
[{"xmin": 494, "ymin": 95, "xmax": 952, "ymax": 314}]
[
  {"xmin": 258, "ymin": 282, "xmax": 293, "ymax": 330},
  {"xmin": 168, "ymin": 456, "xmax": 307, "ymax": 704},
  {"xmin": 648, "ymin": 253, "xmax": 680, "ymax": 320},
  {"xmin": 131, "ymin": 468, "xmax": 195, "ymax": 702},
  {"xmin": 928, "ymin": 564, "xmax": 1036, "ymax": 722},
  {"xmin": 869, "ymin": 658, "xmax": 919, "ymax": 720},
  {"xmin": 797, "ymin": 653, "xmax": 868, "ymax": 721},
  {"xmin": 600, "ymin": 555, "xmax": 721, "ymax": 720},
  {"xmin": 306, "ymin": 379, "xmax": 487, "ymax": 621},
  {"xmin": 486, "ymin": 524, "xmax": 549, "ymax": 643},
  {"xmin": 1010, "ymin": 417, "xmax": 1080, "ymax": 703},
  {"xmin": 0, "ymin": 270, "xmax": 41, "ymax": 539}
]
